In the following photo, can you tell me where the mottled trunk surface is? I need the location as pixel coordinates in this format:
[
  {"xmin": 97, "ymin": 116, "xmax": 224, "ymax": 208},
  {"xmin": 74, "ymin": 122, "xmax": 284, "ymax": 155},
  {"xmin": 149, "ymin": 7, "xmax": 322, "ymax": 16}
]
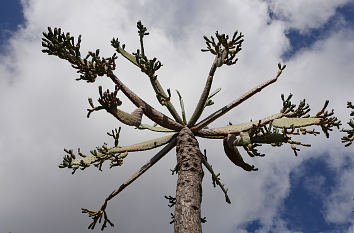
[{"xmin": 174, "ymin": 127, "xmax": 204, "ymax": 233}]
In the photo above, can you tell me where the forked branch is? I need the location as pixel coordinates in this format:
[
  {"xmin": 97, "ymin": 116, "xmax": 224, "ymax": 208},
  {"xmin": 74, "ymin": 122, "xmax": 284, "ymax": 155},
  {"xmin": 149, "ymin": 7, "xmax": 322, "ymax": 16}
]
[
  {"xmin": 81, "ymin": 135, "xmax": 177, "ymax": 230},
  {"xmin": 108, "ymin": 72, "xmax": 183, "ymax": 131},
  {"xmin": 111, "ymin": 21, "xmax": 183, "ymax": 124},
  {"xmin": 87, "ymin": 86, "xmax": 143, "ymax": 127},
  {"xmin": 188, "ymin": 30, "xmax": 244, "ymax": 127},
  {"xmin": 192, "ymin": 63, "xmax": 286, "ymax": 131}
]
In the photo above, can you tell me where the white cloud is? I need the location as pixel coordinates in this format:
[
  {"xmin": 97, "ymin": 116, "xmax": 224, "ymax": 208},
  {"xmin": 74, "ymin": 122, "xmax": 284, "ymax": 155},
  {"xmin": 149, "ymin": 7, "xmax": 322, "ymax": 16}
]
[
  {"xmin": 0, "ymin": 0, "xmax": 353, "ymax": 233},
  {"xmin": 324, "ymin": 159, "xmax": 354, "ymax": 224},
  {"xmin": 346, "ymin": 224, "xmax": 354, "ymax": 233},
  {"xmin": 266, "ymin": 0, "xmax": 350, "ymax": 32}
]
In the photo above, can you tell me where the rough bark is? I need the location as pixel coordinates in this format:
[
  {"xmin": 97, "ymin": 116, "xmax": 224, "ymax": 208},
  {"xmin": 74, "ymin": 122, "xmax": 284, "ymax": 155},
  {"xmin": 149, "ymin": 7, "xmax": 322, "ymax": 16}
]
[{"xmin": 174, "ymin": 127, "xmax": 204, "ymax": 233}]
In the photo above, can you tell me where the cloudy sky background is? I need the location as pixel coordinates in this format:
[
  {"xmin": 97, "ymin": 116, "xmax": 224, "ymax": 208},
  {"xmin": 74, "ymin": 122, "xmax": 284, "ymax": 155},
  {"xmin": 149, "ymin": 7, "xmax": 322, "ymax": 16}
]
[{"xmin": 0, "ymin": 0, "xmax": 354, "ymax": 232}]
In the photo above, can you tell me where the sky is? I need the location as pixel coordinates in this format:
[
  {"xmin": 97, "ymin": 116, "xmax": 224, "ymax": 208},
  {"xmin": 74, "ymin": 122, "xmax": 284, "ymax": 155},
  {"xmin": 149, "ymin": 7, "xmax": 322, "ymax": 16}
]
[{"xmin": 0, "ymin": 0, "xmax": 353, "ymax": 233}]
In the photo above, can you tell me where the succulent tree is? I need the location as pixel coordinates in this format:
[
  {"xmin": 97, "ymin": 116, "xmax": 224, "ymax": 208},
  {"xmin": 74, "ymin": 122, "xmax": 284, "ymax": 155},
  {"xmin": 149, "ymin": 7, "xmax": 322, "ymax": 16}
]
[{"xmin": 41, "ymin": 21, "xmax": 349, "ymax": 232}]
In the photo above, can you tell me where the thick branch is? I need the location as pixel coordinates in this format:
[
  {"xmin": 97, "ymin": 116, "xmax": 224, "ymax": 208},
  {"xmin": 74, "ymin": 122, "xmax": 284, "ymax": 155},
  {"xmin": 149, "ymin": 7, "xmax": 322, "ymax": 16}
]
[
  {"xmin": 110, "ymin": 107, "xmax": 143, "ymax": 127},
  {"xmin": 60, "ymin": 135, "xmax": 175, "ymax": 172},
  {"xmin": 108, "ymin": 72, "xmax": 183, "ymax": 131},
  {"xmin": 196, "ymin": 113, "xmax": 284, "ymax": 137},
  {"xmin": 191, "ymin": 64, "xmax": 286, "ymax": 131},
  {"xmin": 215, "ymin": 115, "xmax": 337, "ymax": 157},
  {"xmin": 272, "ymin": 117, "xmax": 321, "ymax": 128},
  {"xmin": 196, "ymin": 114, "xmax": 332, "ymax": 138},
  {"xmin": 231, "ymin": 132, "xmax": 288, "ymax": 146},
  {"xmin": 112, "ymin": 36, "xmax": 183, "ymax": 124},
  {"xmin": 87, "ymin": 86, "xmax": 144, "ymax": 127}
]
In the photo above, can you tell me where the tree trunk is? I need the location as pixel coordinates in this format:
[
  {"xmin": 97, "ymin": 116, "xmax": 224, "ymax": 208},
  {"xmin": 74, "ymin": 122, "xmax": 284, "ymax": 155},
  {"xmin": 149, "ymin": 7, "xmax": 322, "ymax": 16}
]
[{"xmin": 174, "ymin": 127, "xmax": 204, "ymax": 233}]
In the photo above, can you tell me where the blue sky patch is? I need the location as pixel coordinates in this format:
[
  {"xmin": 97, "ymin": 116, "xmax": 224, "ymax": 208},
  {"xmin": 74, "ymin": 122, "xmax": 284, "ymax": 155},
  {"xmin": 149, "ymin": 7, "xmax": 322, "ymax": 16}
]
[
  {"xmin": 279, "ymin": 155, "xmax": 352, "ymax": 233},
  {"xmin": 278, "ymin": 2, "xmax": 354, "ymax": 60},
  {"xmin": 0, "ymin": 0, "xmax": 24, "ymax": 49},
  {"xmin": 244, "ymin": 219, "xmax": 262, "ymax": 232}
]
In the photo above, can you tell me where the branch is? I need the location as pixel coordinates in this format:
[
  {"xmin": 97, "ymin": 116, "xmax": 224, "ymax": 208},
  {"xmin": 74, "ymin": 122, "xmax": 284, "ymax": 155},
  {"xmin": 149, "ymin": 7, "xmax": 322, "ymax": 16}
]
[
  {"xmin": 198, "ymin": 96, "xmax": 340, "ymax": 157},
  {"xmin": 196, "ymin": 93, "xmax": 339, "ymax": 138},
  {"xmin": 108, "ymin": 72, "xmax": 183, "ymax": 131},
  {"xmin": 278, "ymin": 94, "xmax": 341, "ymax": 138},
  {"xmin": 200, "ymin": 149, "xmax": 231, "ymax": 203},
  {"xmin": 221, "ymin": 102, "xmax": 340, "ymax": 157},
  {"xmin": 187, "ymin": 55, "xmax": 219, "ymax": 127},
  {"xmin": 341, "ymin": 101, "xmax": 354, "ymax": 146},
  {"xmin": 272, "ymin": 117, "xmax": 321, "ymax": 128},
  {"xmin": 188, "ymin": 30, "xmax": 244, "ymax": 127},
  {"xmin": 191, "ymin": 63, "xmax": 286, "ymax": 131},
  {"xmin": 176, "ymin": 90, "xmax": 187, "ymax": 124},
  {"xmin": 230, "ymin": 122, "xmax": 312, "ymax": 157},
  {"xmin": 87, "ymin": 86, "xmax": 143, "ymax": 127},
  {"xmin": 138, "ymin": 124, "xmax": 175, "ymax": 133},
  {"xmin": 196, "ymin": 113, "xmax": 284, "ymax": 137},
  {"xmin": 199, "ymin": 116, "xmax": 337, "ymax": 156},
  {"xmin": 41, "ymin": 27, "xmax": 183, "ymax": 131},
  {"xmin": 204, "ymin": 87, "xmax": 221, "ymax": 109},
  {"xmin": 111, "ymin": 40, "xmax": 138, "ymax": 66},
  {"xmin": 111, "ymin": 21, "xmax": 183, "ymax": 124},
  {"xmin": 59, "ymin": 134, "xmax": 175, "ymax": 174},
  {"xmin": 81, "ymin": 135, "xmax": 177, "ymax": 230}
]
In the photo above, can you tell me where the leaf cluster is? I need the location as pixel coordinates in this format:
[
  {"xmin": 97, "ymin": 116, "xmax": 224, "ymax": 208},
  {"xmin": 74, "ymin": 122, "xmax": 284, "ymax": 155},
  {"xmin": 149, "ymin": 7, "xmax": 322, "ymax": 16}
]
[
  {"xmin": 202, "ymin": 30, "xmax": 244, "ymax": 66},
  {"xmin": 58, "ymin": 127, "xmax": 129, "ymax": 174},
  {"xmin": 342, "ymin": 101, "xmax": 354, "ymax": 146},
  {"xmin": 81, "ymin": 208, "xmax": 114, "ymax": 231},
  {"xmin": 42, "ymin": 27, "xmax": 117, "ymax": 82},
  {"xmin": 280, "ymin": 93, "xmax": 310, "ymax": 118},
  {"xmin": 134, "ymin": 51, "xmax": 163, "ymax": 79},
  {"xmin": 59, "ymin": 145, "xmax": 128, "ymax": 174},
  {"xmin": 314, "ymin": 100, "xmax": 342, "ymax": 137}
]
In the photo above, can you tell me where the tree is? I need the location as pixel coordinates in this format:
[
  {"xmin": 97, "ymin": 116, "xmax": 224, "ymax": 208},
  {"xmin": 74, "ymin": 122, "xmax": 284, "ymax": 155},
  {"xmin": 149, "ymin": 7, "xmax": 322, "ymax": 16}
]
[{"xmin": 41, "ymin": 21, "xmax": 350, "ymax": 232}]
